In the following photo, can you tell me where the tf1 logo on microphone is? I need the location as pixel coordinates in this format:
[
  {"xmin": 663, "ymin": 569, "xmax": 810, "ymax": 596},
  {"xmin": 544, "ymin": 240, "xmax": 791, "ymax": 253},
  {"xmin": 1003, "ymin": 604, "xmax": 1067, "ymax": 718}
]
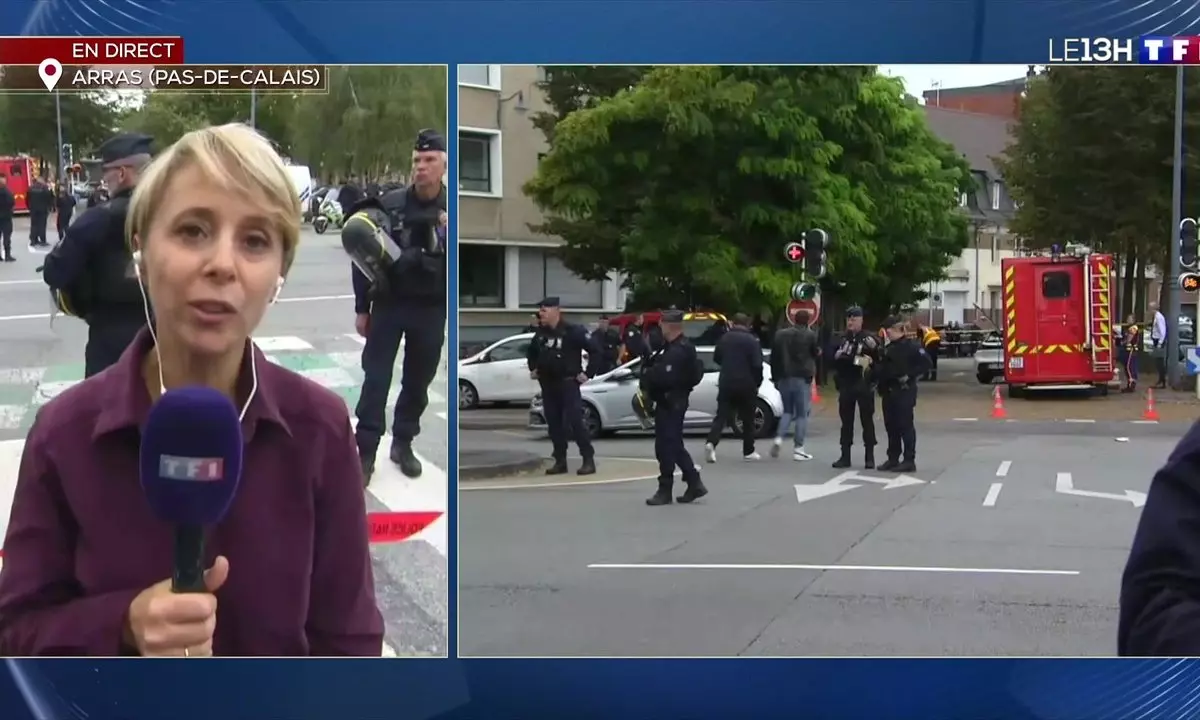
[{"xmin": 159, "ymin": 455, "xmax": 225, "ymax": 481}]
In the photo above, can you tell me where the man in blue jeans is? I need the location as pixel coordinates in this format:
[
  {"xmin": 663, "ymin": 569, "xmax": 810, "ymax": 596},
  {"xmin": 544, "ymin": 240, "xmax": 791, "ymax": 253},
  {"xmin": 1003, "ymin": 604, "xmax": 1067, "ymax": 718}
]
[{"xmin": 769, "ymin": 309, "xmax": 820, "ymax": 460}]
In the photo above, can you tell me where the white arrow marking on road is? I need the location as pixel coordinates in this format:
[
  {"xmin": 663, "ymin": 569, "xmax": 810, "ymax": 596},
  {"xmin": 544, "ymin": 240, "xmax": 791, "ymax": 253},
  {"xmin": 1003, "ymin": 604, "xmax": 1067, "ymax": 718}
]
[
  {"xmin": 795, "ymin": 470, "xmax": 925, "ymax": 505},
  {"xmin": 1055, "ymin": 472, "xmax": 1146, "ymax": 508}
]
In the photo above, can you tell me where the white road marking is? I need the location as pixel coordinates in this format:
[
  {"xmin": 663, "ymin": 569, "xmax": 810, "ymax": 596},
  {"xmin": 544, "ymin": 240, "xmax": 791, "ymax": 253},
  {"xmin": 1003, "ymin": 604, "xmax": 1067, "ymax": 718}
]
[
  {"xmin": 587, "ymin": 563, "xmax": 1080, "ymax": 576},
  {"xmin": 983, "ymin": 482, "xmax": 1003, "ymax": 507},
  {"xmin": 275, "ymin": 294, "xmax": 355, "ymax": 304},
  {"xmin": 953, "ymin": 417, "xmax": 978, "ymax": 422},
  {"xmin": 298, "ymin": 367, "xmax": 359, "ymax": 389},
  {"xmin": 463, "ymin": 474, "xmax": 660, "ymax": 491},
  {"xmin": 0, "ymin": 405, "xmax": 27, "ymax": 431},
  {"xmin": 435, "ymin": 411, "xmax": 447, "ymax": 420},
  {"xmin": 32, "ymin": 380, "xmax": 79, "ymax": 406},
  {"xmin": 1064, "ymin": 418, "xmax": 1096, "ymax": 424},
  {"xmin": 345, "ymin": 333, "xmax": 368, "ymax": 346},
  {"xmin": 366, "ymin": 444, "xmax": 447, "ymax": 557},
  {"xmin": 0, "ymin": 312, "xmax": 51, "ymax": 322},
  {"xmin": 252, "ymin": 336, "xmax": 314, "ymax": 352},
  {"xmin": 996, "ymin": 461, "xmax": 1011, "ymax": 477},
  {"xmin": 382, "ymin": 642, "xmax": 398, "ymax": 657},
  {"xmin": 0, "ymin": 279, "xmax": 43, "ymax": 286},
  {"xmin": 1132, "ymin": 420, "xmax": 1159, "ymax": 425}
]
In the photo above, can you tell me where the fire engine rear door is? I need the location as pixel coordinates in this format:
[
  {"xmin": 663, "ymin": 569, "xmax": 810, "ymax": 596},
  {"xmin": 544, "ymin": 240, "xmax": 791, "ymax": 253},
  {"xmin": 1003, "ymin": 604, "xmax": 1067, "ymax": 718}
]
[{"xmin": 1034, "ymin": 264, "xmax": 1082, "ymax": 379}]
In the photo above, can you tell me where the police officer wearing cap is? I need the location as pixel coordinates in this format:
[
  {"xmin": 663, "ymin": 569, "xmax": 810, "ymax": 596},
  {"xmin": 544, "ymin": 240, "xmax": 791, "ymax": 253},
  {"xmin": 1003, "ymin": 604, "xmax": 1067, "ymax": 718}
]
[
  {"xmin": 43, "ymin": 132, "xmax": 153, "ymax": 377},
  {"xmin": 342, "ymin": 129, "xmax": 448, "ymax": 482},
  {"xmin": 832, "ymin": 306, "xmax": 880, "ymax": 469},
  {"xmin": 525, "ymin": 297, "xmax": 598, "ymax": 475},
  {"xmin": 875, "ymin": 316, "xmax": 928, "ymax": 473},
  {"xmin": 641, "ymin": 308, "xmax": 708, "ymax": 506}
]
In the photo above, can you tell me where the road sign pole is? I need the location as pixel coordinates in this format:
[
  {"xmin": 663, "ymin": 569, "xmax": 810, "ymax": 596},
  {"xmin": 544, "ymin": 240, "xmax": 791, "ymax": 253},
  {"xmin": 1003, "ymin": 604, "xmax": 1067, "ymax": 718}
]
[{"xmin": 1169, "ymin": 65, "xmax": 1185, "ymax": 389}]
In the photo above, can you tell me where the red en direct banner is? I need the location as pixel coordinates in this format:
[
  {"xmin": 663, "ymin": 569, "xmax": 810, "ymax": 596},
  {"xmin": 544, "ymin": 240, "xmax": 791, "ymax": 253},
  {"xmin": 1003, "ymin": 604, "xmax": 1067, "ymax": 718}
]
[{"xmin": 0, "ymin": 36, "xmax": 185, "ymax": 65}]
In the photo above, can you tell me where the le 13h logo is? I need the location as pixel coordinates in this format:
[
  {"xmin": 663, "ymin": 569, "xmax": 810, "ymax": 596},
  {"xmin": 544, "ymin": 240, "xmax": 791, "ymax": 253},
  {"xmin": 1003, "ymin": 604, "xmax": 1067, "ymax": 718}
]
[
  {"xmin": 159, "ymin": 455, "xmax": 225, "ymax": 481},
  {"xmin": 1140, "ymin": 37, "xmax": 1200, "ymax": 64}
]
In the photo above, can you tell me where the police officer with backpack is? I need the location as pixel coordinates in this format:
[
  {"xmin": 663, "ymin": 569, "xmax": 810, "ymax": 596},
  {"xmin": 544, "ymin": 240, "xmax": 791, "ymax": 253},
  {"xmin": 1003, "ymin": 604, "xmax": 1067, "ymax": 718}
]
[
  {"xmin": 42, "ymin": 133, "xmax": 152, "ymax": 377},
  {"xmin": 641, "ymin": 309, "xmax": 708, "ymax": 506}
]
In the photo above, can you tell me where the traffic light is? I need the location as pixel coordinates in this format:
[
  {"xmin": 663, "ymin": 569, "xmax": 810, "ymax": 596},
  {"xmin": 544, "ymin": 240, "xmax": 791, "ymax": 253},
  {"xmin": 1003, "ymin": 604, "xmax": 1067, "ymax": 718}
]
[
  {"xmin": 803, "ymin": 229, "xmax": 829, "ymax": 279},
  {"xmin": 1181, "ymin": 218, "xmax": 1198, "ymax": 268},
  {"xmin": 784, "ymin": 241, "xmax": 806, "ymax": 265},
  {"xmin": 1181, "ymin": 271, "xmax": 1200, "ymax": 293},
  {"xmin": 791, "ymin": 282, "xmax": 817, "ymax": 301}
]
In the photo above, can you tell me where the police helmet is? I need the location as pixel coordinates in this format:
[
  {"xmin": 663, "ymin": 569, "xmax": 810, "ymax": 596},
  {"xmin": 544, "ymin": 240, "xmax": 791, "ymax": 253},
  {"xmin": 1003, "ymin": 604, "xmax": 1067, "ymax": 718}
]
[
  {"xmin": 340, "ymin": 199, "xmax": 403, "ymax": 291},
  {"xmin": 631, "ymin": 390, "xmax": 656, "ymax": 430}
]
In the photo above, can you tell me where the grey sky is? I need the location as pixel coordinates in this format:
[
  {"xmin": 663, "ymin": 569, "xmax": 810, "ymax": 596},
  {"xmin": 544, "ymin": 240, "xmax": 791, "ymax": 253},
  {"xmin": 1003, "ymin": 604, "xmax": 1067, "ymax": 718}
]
[{"xmin": 879, "ymin": 65, "xmax": 1030, "ymax": 100}]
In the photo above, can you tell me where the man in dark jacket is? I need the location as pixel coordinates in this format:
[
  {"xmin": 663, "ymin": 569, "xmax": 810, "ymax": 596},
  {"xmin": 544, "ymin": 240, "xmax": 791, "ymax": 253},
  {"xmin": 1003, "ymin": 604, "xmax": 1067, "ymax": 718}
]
[
  {"xmin": 26, "ymin": 176, "xmax": 54, "ymax": 247},
  {"xmin": 832, "ymin": 307, "xmax": 881, "ymax": 469},
  {"xmin": 1120, "ymin": 422, "xmax": 1200, "ymax": 655},
  {"xmin": 0, "ymin": 176, "xmax": 13, "ymax": 262},
  {"xmin": 589, "ymin": 316, "xmax": 621, "ymax": 376},
  {"xmin": 54, "ymin": 183, "xmax": 77, "ymax": 239},
  {"xmin": 704, "ymin": 313, "xmax": 764, "ymax": 462},
  {"xmin": 769, "ymin": 309, "xmax": 820, "ymax": 460},
  {"xmin": 337, "ymin": 175, "xmax": 362, "ymax": 214}
]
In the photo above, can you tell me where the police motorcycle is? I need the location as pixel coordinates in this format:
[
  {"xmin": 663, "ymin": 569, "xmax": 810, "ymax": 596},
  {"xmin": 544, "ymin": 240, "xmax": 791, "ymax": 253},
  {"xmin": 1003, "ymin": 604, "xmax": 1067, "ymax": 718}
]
[
  {"xmin": 312, "ymin": 197, "xmax": 344, "ymax": 235},
  {"xmin": 339, "ymin": 197, "xmax": 446, "ymax": 294}
]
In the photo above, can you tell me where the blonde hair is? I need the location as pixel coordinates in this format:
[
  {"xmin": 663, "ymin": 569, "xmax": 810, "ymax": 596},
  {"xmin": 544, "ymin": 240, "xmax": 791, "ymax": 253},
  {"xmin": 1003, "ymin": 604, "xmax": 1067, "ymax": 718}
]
[{"xmin": 127, "ymin": 123, "xmax": 301, "ymax": 275}]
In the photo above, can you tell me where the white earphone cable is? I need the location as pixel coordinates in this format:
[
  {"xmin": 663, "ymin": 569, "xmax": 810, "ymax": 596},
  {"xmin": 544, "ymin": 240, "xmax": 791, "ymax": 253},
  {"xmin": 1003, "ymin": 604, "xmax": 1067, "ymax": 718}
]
[{"xmin": 132, "ymin": 252, "xmax": 259, "ymax": 422}]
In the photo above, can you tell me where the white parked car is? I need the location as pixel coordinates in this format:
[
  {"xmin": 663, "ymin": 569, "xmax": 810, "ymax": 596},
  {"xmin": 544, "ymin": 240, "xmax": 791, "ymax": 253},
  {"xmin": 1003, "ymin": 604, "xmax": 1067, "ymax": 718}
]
[
  {"xmin": 458, "ymin": 332, "xmax": 589, "ymax": 409},
  {"xmin": 529, "ymin": 346, "xmax": 784, "ymax": 439},
  {"xmin": 974, "ymin": 333, "xmax": 1004, "ymax": 384}
]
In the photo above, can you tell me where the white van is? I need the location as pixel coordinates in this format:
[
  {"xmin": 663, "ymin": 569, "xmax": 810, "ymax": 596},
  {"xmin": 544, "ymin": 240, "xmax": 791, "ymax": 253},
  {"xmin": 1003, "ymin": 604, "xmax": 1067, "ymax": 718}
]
[{"xmin": 284, "ymin": 165, "xmax": 313, "ymax": 218}]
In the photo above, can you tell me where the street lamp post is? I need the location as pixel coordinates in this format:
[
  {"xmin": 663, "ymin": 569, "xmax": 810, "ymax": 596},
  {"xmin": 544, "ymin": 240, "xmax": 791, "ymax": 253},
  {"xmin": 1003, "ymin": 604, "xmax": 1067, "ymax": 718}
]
[
  {"xmin": 54, "ymin": 90, "xmax": 64, "ymax": 179},
  {"xmin": 1169, "ymin": 65, "xmax": 1185, "ymax": 388}
]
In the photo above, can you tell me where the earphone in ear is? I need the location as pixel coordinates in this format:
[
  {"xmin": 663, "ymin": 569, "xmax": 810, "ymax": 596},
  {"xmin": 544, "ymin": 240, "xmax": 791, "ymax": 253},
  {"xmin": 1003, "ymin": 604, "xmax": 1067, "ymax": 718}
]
[
  {"xmin": 270, "ymin": 277, "xmax": 284, "ymax": 305},
  {"xmin": 131, "ymin": 250, "xmax": 143, "ymax": 280}
]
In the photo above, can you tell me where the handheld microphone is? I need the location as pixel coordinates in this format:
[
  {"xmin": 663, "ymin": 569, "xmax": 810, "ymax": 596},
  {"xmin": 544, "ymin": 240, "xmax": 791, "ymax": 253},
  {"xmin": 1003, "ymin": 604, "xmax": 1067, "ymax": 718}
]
[{"xmin": 139, "ymin": 387, "xmax": 244, "ymax": 593}]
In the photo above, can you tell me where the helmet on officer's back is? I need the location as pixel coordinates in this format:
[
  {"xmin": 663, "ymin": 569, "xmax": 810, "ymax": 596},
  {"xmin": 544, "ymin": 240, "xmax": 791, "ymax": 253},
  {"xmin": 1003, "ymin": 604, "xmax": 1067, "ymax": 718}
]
[
  {"xmin": 631, "ymin": 390, "xmax": 656, "ymax": 430},
  {"xmin": 341, "ymin": 199, "xmax": 402, "ymax": 291}
]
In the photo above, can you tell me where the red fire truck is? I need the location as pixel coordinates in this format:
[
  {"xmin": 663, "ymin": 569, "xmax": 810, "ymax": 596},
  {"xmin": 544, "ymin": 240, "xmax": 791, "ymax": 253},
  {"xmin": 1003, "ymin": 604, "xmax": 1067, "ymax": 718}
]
[
  {"xmin": 0, "ymin": 156, "xmax": 36, "ymax": 214},
  {"xmin": 1001, "ymin": 246, "xmax": 1117, "ymax": 397}
]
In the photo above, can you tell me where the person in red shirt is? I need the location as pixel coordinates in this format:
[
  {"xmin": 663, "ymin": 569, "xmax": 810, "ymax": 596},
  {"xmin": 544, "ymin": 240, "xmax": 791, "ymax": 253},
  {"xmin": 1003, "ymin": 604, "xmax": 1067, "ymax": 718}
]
[{"xmin": 0, "ymin": 124, "xmax": 383, "ymax": 657}]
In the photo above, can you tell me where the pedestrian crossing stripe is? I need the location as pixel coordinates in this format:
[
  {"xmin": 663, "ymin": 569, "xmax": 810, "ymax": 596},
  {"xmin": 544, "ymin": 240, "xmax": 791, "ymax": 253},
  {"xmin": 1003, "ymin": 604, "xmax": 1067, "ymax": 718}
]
[{"xmin": 0, "ymin": 335, "xmax": 448, "ymax": 431}]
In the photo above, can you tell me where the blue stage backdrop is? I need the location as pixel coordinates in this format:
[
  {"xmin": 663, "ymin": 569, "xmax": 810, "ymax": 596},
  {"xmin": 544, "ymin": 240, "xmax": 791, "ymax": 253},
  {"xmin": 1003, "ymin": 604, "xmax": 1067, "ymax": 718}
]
[{"xmin": 0, "ymin": 0, "xmax": 1197, "ymax": 719}]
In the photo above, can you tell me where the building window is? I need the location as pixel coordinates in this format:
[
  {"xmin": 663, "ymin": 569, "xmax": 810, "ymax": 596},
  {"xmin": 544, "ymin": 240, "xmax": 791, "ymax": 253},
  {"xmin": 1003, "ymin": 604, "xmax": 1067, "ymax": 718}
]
[
  {"xmin": 518, "ymin": 247, "xmax": 604, "ymax": 308},
  {"xmin": 458, "ymin": 65, "xmax": 499, "ymax": 89},
  {"xmin": 460, "ymin": 244, "xmax": 505, "ymax": 308},
  {"xmin": 459, "ymin": 130, "xmax": 501, "ymax": 195},
  {"xmin": 991, "ymin": 181, "xmax": 1001, "ymax": 210}
]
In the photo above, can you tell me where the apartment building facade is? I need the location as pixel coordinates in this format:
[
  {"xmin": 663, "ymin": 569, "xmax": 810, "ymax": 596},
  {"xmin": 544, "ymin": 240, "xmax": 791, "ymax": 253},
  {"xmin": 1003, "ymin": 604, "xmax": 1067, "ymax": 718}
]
[{"xmin": 458, "ymin": 65, "xmax": 627, "ymax": 349}]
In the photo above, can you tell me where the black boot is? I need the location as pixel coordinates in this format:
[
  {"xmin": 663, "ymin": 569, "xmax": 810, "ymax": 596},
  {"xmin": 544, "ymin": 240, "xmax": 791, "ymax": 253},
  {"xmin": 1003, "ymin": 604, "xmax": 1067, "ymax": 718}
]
[
  {"xmin": 577, "ymin": 457, "xmax": 596, "ymax": 475},
  {"xmin": 895, "ymin": 460, "xmax": 916, "ymax": 473},
  {"xmin": 390, "ymin": 442, "xmax": 423, "ymax": 478},
  {"xmin": 677, "ymin": 477, "xmax": 709, "ymax": 504},
  {"xmin": 646, "ymin": 478, "xmax": 673, "ymax": 506},
  {"xmin": 3, "ymin": 254, "xmax": 13, "ymax": 262},
  {"xmin": 360, "ymin": 453, "xmax": 375, "ymax": 486},
  {"xmin": 545, "ymin": 458, "xmax": 568, "ymax": 475},
  {"xmin": 864, "ymin": 448, "xmax": 875, "ymax": 470},
  {"xmin": 832, "ymin": 448, "xmax": 851, "ymax": 469},
  {"xmin": 877, "ymin": 458, "xmax": 899, "ymax": 472}
]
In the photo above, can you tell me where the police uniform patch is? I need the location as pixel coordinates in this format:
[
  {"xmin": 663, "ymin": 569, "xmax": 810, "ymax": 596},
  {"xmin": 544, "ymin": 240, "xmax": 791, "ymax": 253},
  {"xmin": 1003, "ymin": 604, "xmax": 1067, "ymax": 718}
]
[{"xmin": 665, "ymin": 364, "xmax": 672, "ymax": 371}]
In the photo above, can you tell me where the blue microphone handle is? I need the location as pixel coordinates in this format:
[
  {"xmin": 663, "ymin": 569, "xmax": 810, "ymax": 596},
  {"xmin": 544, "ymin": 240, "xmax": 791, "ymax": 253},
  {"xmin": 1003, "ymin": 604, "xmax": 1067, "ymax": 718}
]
[{"xmin": 171, "ymin": 525, "xmax": 207, "ymax": 593}]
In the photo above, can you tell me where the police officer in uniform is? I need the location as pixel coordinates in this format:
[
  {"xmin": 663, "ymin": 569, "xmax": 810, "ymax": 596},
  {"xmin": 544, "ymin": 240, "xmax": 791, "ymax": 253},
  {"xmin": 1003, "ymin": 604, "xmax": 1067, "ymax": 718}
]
[
  {"xmin": 526, "ymin": 297, "xmax": 598, "ymax": 475},
  {"xmin": 875, "ymin": 316, "xmax": 928, "ymax": 473},
  {"xmin": 42, "ymin": 133, "xmax": 153, "ymax": 377},
  {"xmin": 641, "ymin": 309, "xmax": 708, "ymax": 506},
  {"xmin": 832, "ymin": 306, "xmax": 880, "ymax": 469},
  {"xmin": 343, "ymin": 129, "xmax": 448, "ymax": 482}
]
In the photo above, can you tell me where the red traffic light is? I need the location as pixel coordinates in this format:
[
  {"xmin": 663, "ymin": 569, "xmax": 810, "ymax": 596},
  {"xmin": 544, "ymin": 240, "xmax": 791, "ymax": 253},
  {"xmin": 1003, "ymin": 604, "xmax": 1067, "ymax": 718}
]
[{"xmin": 785, "ymin": 242, "xmax": 805, "ymax": 263}]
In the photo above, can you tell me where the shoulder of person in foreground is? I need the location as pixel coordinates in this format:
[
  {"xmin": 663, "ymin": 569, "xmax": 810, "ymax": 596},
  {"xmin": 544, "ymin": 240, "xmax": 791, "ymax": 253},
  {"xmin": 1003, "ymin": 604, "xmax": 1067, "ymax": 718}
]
[
  {"xmin": 0, "ymin": 368, "xmax": 140, "ymax": 655},
  {"xmin": 1119, "ymin": 420, "xmax": 1200, "ymax": 656},
  {"xmin": 257, "ymin": 360, "xmax": 385, "ymax": 655}
]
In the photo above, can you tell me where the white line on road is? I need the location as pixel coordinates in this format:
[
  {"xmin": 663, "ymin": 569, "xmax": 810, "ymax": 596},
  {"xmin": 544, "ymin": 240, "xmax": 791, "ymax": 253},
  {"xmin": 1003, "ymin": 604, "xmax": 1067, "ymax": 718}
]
[
  {"xmin": 996, "ymin": 461, "xmax": 1011, "ymax": 477},
  {"xmin": 1064, "ymin": 418, "xmax": 1096, "ymax": 424},
  {"xmin": 382, "ymin": 642, "xmax": 398, "ymax": 657},
  {"xmin": 587, "ymin": 563, "xmax": 1080, "ymax": 576},
  {"xmin": 1132, "ymin": 420, "xmax": 1159, "ymax": 425},
  {"xmin": 0, "ymin": 279, "xmax": 42, "ymax": 286},
  {"xmin": 275, "ymin": 294, "xmax": 355, "ymax": 304},
  {"xmin": 463, "ymin": 474, "xmax": 659, "ymax": 491},
  {"xmin": 983, "ymin": 482, "xmax": 1003, "ymax": 507},
  {"xmin": 953, "ymin": 417, "xmax": 978, "ymax": 422},
  {"xmin": 0, "ymin": 312, "xmax": 51, "ymax": 322},
  {"xmin": 435, "ymin": 411, "xmax": 447, "ymax": 421}
]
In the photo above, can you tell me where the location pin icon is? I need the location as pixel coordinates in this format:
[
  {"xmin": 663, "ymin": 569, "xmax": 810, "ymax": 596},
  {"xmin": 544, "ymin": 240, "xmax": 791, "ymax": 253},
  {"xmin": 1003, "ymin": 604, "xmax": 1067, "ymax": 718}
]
[{"xmin": 38, "ymin": 58, "xmax": 62, "ymax": 91}]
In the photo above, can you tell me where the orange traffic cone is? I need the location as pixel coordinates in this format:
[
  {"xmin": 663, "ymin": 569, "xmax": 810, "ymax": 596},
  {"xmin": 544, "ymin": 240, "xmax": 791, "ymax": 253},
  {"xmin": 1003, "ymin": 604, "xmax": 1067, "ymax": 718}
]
[
  {"xmin": 1143, "ymin": 388, "xmax": 1160, "ymax": 422},
  {"xmin": 811, "ymin": 382, "xmax": 822, "ymax": 404},
  {"xmin": 991, "ymin": 385, "xmax": 1007, "ymax": 419}
]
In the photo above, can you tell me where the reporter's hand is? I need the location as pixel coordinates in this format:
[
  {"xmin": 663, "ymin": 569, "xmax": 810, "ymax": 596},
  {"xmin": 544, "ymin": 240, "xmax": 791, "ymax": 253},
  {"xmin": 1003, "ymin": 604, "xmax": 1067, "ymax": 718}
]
[
  {"xmin": 355, "ymin": 313, "xmax": 370, "ymax": 338},
  {"xmin": 125, "ymin": 556, "xmax": 230, "ymax": 657}
]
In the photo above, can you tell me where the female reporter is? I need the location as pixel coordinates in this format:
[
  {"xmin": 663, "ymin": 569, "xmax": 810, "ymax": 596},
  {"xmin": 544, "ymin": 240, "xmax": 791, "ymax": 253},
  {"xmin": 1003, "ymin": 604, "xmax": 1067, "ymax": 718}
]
[{"xmin": 0, "ymin": 124, "xmax": 384, "ymax": 657}]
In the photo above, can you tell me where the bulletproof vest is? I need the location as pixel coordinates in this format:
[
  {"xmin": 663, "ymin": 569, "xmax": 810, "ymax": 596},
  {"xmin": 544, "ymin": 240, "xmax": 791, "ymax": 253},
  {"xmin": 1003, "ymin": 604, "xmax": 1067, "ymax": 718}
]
[
  {"xmin": 90, "ymin": 192, "xmax": 143, "ymax": 320},
  {"xmin": 837, "ymin": 330, "xmax": 875, "ymax": 386},
  {"xmin": 374, "ymin": 185, "xmax": 447, "ymax": 305},
  {"xmin": 535, "ymin": 327, "xmax": 570, "ymax": 378}
]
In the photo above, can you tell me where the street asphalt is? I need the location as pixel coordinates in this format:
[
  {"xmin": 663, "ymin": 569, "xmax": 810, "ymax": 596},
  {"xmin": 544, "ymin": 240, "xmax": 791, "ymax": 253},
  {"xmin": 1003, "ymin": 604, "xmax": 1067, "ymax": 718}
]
[
  {"xmin": 0, "ymin": 218, "xmax": 449, "ymax": 657},
  {"xmin": 458, "ymin": 416, "xmax": 1187, "ymax": 657}
]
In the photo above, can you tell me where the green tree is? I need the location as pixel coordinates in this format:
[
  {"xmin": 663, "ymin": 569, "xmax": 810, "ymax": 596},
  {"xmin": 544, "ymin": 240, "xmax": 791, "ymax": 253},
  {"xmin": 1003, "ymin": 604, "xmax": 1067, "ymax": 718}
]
[
  {"xmin": 997, "ymin": 66, "xmax": 1200, "ymax": 316},
  {"xmin": 0, "ymin": 66, "xmax": 120, "ymax": 170},
  {"xmin": 530, "ymin": 66, "xmax": 651, "ymax": 144},
  {"xmin": 524, "ymin": 65, "xmax": 971, "ymax": 320}
]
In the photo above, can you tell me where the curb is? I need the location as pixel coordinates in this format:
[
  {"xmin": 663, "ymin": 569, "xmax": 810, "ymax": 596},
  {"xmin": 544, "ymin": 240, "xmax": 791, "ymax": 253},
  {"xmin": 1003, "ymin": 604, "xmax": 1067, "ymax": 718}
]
[
  {"xmin": 460, "ymin": 451, "xmax": 545, "ymax": 481},
  {"xmin": 460, "ymin": 419, "xmax": 531, "ymax": 431}
]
